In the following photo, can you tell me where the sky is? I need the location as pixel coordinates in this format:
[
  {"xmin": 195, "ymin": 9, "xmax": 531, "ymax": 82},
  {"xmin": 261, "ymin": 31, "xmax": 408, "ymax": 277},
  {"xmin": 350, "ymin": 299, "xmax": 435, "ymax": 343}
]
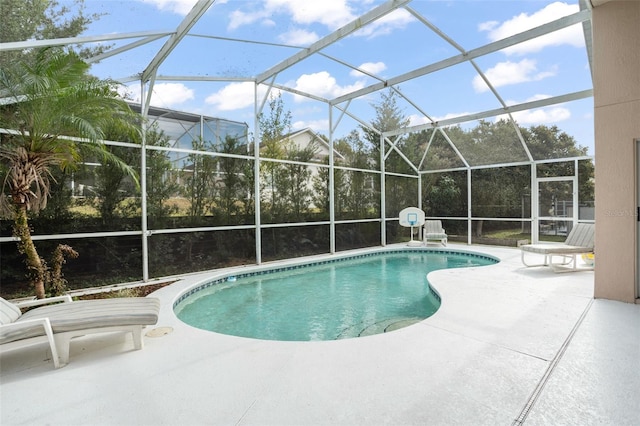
[{"xmin": 76, "ymin": 0, "xmax": 594, "ymax": 155}]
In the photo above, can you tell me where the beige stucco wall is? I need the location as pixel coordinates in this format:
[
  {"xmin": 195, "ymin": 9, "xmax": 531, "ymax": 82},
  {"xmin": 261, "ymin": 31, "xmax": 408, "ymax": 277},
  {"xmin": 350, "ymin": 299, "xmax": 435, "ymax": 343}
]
[{"xmin": 592, "ymin": 1, "xmax": 640, "ymax": 302}]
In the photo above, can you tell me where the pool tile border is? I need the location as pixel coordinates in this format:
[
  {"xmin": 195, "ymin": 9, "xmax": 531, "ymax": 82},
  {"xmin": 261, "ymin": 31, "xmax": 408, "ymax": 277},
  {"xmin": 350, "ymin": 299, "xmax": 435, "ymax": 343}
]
[{"xmin": 173, "ymin": 248, "xmax": 498, "ymax": 310}]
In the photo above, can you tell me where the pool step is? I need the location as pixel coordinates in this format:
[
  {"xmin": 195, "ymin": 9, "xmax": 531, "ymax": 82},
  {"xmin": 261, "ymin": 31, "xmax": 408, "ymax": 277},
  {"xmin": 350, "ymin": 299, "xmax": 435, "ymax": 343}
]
[{"xmin": 336, "ymin": 317, "xmax": 423, "ymax": 339}]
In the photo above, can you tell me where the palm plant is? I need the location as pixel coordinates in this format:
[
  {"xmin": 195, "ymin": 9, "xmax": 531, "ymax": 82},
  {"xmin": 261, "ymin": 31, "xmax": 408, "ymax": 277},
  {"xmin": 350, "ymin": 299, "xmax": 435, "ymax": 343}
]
[{"xmin": 0, "ymin": 49, "xmax": 139, "ymax": 298}]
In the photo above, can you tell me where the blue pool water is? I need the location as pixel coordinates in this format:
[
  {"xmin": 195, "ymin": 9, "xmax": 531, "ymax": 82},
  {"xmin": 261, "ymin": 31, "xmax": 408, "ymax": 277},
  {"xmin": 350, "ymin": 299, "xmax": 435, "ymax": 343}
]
[{"xmin": 175, "ymin": 250, "xmax": 497, "ymax": 341}]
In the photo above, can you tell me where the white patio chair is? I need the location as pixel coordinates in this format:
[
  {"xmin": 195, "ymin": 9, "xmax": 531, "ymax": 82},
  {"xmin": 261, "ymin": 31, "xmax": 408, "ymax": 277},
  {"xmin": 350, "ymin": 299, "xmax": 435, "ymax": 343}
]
[
  {"xmin": 423, "ymin": 220, "xmax": 448, "ymax": 246},
  {"xmin": 1, "ymin": 295, "xmax": 160, "ymax": 368},
  {"xmin": 520, "ymin": 223, "xmax": 595, "ymax": 272}
]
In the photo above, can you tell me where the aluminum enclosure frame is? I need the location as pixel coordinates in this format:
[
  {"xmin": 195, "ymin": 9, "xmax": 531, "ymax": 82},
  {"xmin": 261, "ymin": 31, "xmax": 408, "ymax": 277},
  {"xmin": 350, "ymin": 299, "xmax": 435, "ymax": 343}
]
[{"xmin": 0, "ymin": 0, "xmax": 595, "ymax": 283}]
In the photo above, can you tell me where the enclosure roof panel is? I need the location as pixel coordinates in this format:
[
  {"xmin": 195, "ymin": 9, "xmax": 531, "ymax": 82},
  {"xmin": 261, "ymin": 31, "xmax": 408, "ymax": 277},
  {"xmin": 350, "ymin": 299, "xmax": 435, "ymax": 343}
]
[{"xmin": 0, "ymin": 0, "xmax": 595, "ymax": 168}]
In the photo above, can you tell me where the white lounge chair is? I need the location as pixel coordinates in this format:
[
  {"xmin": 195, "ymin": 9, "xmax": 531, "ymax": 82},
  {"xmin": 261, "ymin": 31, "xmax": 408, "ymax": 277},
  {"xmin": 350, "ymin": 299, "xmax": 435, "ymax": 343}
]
[
  {"xmin": 1, "ymin": 296, "xmax": 160, "ymax": 368},
  {"xmin": 423, "ymin": 220, "xmax": 448, "ymax": 246},
  {"xmin": 520, "ymin": 223, "xmax": 595, "ymax": 272}
]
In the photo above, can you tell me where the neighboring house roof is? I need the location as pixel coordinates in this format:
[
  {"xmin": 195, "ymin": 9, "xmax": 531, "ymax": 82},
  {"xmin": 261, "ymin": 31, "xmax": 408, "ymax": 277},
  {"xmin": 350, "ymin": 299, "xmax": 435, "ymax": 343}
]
[
  {"xmin": 128, "ymin": 102, "xmax": 248, "ymax": 128},
  {"xmin": 264, "ymin": 128, "xmax": 345, "ymax": 162}
]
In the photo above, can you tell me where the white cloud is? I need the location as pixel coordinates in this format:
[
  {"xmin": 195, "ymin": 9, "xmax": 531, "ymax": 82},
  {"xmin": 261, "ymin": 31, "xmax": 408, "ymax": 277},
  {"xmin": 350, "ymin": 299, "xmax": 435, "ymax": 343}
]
[
  {"xmin": 228, "ymin": 0, "xmax": 412, "ymax": 38},
  {"xmin": 473, "ymin": 59, "xmax": 556, "ymax": 93},
  {"xmin": 478, "ymin": 20, "xmax": 499, "ymax": 33},
  {"xmin": 229, "ymin": 0, "xmax": 354, "ymax": 31},
  {"xmin": 228, "ymin": 9, "xmax": 269, "ymax": 31},
  {"xmin": 265, "ymin": 0, "xmax": 356, "ymax": 29},
  {"xmin": 122, "ymin": 83, "xmax": 194, "ymax": 108},
  {"xmin": 497, "ymin": 94, "xmax": 571, "ymax": 124},
  {"xmin": 408, "ymin": 111, "xmax": 477, "ymax": 127},
  {"xmin": 292, "ymin": 71, "xmax": 365, "ymax": 101},
  {"xmin": 152, "ymin": 83, "xmax": 195, "ymax": 106},
  {"xmin": 205, "ymin": 83, "xmax": 285, "ymax": 111},
  {"xmin": 407, "ymin": 114, "xmax": 431, "ymax": 127},
  {"xmin": 510, "ymin": 106, "xmax": 571, "ymax": 124},
  {"xmin": 353, "ymin": 8, "xmax": 415, "ymax": 38},
  {"xmin": 435, "ymin": 112, "xmax": 475, "ymax": 122},
  {"xmin": 117, "ymin": 85, "xmax": 135, "ymax": 101},
  {"xmin": 479, "ymin": 2, "xmax": 584, "ymax": 55},
  {"xmin": 520, "ymin": 94, "xmax": 552, "ymax": 103},
  {"xmin": 204, "ymin": 82, "xmax": 256, "ymax": 111},
  {"xmin": 141, "ymin": 0, "xmax": 199, "ymax": 16},
  {"xmin": 292, "ymin": 118, "xmax": 330, "ymax": 133},
  {"xmin": 350, "ymin": 62, "xmax": 386, "ymax": 78},
  {"xmin": 278, "ymin": 29, "xmax": 320, "ymax": 46}
]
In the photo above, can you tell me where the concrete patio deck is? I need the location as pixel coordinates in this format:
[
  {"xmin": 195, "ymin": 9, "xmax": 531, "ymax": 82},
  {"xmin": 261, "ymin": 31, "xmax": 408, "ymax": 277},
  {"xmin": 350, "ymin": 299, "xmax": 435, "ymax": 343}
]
[{"xmin": 1, "ymin": 245, "xmax": 638, "ymax": 425}]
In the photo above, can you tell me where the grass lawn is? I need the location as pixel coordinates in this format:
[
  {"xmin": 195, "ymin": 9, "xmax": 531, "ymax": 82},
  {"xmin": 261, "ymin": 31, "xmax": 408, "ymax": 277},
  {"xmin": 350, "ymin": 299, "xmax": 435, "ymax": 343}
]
[{"xmin": 485, "ymin": 228, "xmax": 565, "ymax": 243}]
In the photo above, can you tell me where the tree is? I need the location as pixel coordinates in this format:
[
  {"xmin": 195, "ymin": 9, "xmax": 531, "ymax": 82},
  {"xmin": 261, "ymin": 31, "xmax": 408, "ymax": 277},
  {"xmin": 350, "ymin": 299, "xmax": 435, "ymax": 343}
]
[
  {"xmin": 34, "ymin": 167, "xmax": 74, "ymax": 221},
  {"xmin": 456, "ymin": 119, "xmax": 529, "ymax": 166},
  {"xmin": 522, "ymin": 124, "xmax": 594, "ymax": 200},
  {"xmin": 260, "ymin": 138, "xmax": 285, "ymax": 219},
  {"xmin": 329, "ymin": 135, "xmax": 350, "ymax": 217},
  {"xmin": 183, "ymin": 137, "xmax": 216, "ymax": 221},
  {"xmin": 280, "ymin": 139, "xmax": 318, "ymax": 216},
  {"xmin": 0, "ymin": 0, "xmax": 107, "ymax": 68},
  {"xmin": 259, "ymin": 93, "xmax": 292, "ymax": 144},
  {"xmin": 311, "ymin": 134, "xmax": 348, "ymax": 218},
  {"xmin": 424, "ymin": 174, "xmax": 462, "ymax": 217},
  {"xmin": 361, "ymin": 90, "xmax": 410, "ymax": 170},
  {"xmin": 338, "ymin": 130, "xmax": 375, "ymax": 219},
  {"xmin": 258, "ymin": 93, "xmax": 291, "ymax": 220},
  {"xmin": 239, "ymin": 142, "xmax": 256, "ymax": 221},
  {"xmin": 144, "ymin": 128, "xmax": 180, "ymax": 223},
  {"xmin": 361, "ymin": 90, "xmax": 412, "ymax": 216},
  {"xmin": 216, "ymin": 135, "xmax": 248, "ymax": 224},
  {"xmin": 312, "ymin": 157, "xmax": 331, "ymax": 217},
  {"xmin": 523, "ymin": 124, "xmax": 589, "ymax": 161},
  {"xmin": 93, "ymin": 123, "xmax": 140, "ymax": 223},
  {"xmin": 0, "ymin": 49, "xmax": 139, "ymax": 298},
  {"xmin": 471, "ymin": 165, "xmax": 529, "ymax": 236},
  {"xmin": 421, "ymin": 121, "xmax": 594, "ymax": 236}
]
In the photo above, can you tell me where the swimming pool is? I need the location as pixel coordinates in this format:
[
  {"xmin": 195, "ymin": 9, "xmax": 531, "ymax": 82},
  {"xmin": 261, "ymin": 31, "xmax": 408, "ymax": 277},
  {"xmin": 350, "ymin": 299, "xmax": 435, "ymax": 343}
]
[{"xmin": 174, "ymin": 249, "xmax": 498, "ymax": 341}]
